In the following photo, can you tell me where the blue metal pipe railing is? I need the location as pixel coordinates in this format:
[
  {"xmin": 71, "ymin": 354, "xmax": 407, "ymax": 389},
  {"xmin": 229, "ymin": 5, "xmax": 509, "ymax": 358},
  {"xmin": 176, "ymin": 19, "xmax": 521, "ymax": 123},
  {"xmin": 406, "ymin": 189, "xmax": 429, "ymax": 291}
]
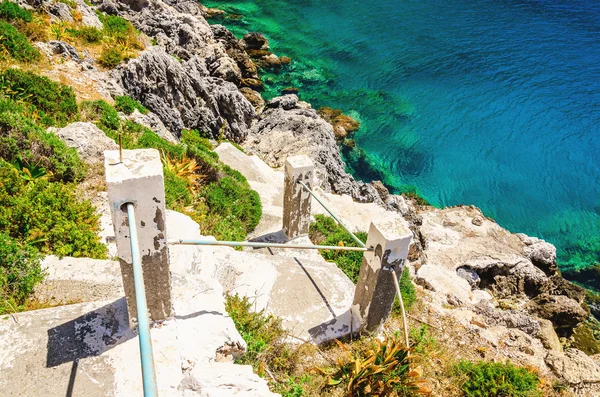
[
  {"xmin": 170, "ymin": 239, "xmax": 372, "ymax": 252},
  {"xmin": 126, "ymin": 203, "xmax": 159, "ymax": 397},
  {"xmin": 297, "ymin": 181, "xmax": 367, "ymax": 248}
]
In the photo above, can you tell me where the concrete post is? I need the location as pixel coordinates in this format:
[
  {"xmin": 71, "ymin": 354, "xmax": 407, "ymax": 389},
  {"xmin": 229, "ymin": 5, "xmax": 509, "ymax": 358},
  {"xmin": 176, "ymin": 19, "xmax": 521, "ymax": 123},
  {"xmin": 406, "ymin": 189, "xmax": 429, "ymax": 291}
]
[
  {"xmin": 352, "ymin": 221, "xmax": 412, "ymax": 333},
  {"xmin": 104, "ymin": 149, "xmax": 172, "ymax": 325},
  {"xmin": 282, "ymin": 155, "xmax": 314, "ymax": 239}
]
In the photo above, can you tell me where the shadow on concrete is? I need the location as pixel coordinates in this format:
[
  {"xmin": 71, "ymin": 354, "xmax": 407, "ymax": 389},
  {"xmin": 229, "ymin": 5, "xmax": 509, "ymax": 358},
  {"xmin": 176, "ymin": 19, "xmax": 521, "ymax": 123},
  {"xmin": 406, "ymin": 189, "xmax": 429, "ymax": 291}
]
[
  {"xmin": 46, "ymin": 297, "xmax": 135, "ymax": 368},
  {"xmin": 248, "ymin": 230, "xmax": 289, "ymax": 245},
  {"xmin": 175, "ymin": 310, "xmax": 223, "ymax": 321},
  {"xmin": 293, "ymin": 257, "xmax": 336, "ymax": 318}
]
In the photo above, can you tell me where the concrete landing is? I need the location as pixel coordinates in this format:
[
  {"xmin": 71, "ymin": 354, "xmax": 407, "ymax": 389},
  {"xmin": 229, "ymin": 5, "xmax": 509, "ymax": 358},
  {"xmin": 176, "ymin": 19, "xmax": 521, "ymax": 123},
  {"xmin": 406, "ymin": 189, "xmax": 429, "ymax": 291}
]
[{"xmin": 182, "ymin": 243, "xmax": 356, "ymax": 344}]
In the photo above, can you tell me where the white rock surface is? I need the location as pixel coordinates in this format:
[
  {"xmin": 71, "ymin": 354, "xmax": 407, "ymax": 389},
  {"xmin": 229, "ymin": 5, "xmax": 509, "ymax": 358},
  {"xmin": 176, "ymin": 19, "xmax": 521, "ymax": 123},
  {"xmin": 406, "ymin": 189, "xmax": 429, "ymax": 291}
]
[{"xmin": 53, "ymin": 122, "xmax": 118, "ymax": 163}]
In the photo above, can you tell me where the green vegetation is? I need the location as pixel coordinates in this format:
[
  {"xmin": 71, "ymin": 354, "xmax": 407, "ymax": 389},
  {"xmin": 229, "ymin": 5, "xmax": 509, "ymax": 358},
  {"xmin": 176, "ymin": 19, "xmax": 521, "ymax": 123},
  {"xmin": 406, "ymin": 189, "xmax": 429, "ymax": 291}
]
[
  {"xmin": 98, "ymin": 46, "xmax": 123, "ymax": 68},
  {"xmin": 0, "ymin": 21, "xmax": 40, "ymax": 62},
  {"xmin": 114, "ymin": 95, "xmax": 149, "ymax": 115},
  {"xmin": 0, "ymin": 68, "xmax": 79, "ymax": 126},
  {"xmin": 0, "ymin": 160, "xmax": 105, "ymax": 258},
  {"xmin": 453, "ymin": 360, "xmax": 541, "ymax": 397},
  {"xmin": 69, "ymin": 25, "xmax": 103, "ymax": 43},
  {"xmin": 309, "ymin": 214, "xmax": 416, "ymax": 310},
  {"xmin": 0, "ymin": 232, "xmax": 43, "ymax": 314},
  {"xmin": 96, "ymin": 13, "xmax": 144, "ymax": 68},
  {"xmin": 80, "ymin": 99, "xmax": 261, "ymax": 241},
  {"xmin": 0, "ymin": 69, "xmax": 108, "ymax": 314},
  {"xmin": 330, "ymin": 335, "xmax": 430, "ymax": 396},
  {"xmin": 0, "ymin": 0, "xmax": 32, "ymax": 22}
]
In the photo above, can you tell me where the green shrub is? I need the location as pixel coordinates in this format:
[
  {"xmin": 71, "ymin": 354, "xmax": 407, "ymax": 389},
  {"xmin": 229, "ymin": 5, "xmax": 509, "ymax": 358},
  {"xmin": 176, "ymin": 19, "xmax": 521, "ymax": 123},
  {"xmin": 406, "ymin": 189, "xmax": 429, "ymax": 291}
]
[
  {"xmin": 0, "ymin": 111, "xmax": 86, "ymax": 182},
  {"xmin": 0, "ymin": 161, "xmax": 106, "ymax": 258},
  {"xmin": 225, "ymin": 293, "xmax": 287, "ymax": 367},
  {"xmin": 98, "ymin": 46, "xmax": 123, "ymax": 68},
  {"xmin": 114, "ymin": 95, "xmax": 148, "ymax": 115},
  {"xmin": 0, "ymin": 69, "xmax": 78, "ymax": 126},
  {"xmin": 309, "ymin": 214, "xmax": 367, "ymax": 283},
  {"xmin": 0, "ymin": 232, "xmax": 43, "ymax": 315},
  {"xmin": 198, "ymin": 175, "xmax": 262, "ymax": 240},
  {"xmin": 164, "ymin": 167, "xmax": 193, "ymax": 209},
  {"xmin": 71, "ymin": 26, "xmax": 103, "ymax": 43},
  {"xmin": 97, "ymin": 13, "xmax": 142, "ymax": 49},
  {"xmin": 0, "ymin": 0, "xmax": 32, "ymax": 22},
  {"xmin": 0, "ymin": 21, "xmax": 40, "ymax": 62},
  {"xmin": 80, "ymin": 99, "xmax": 120, "ymax": 132},
  {"xmin": 394, "ymin": 267, "xmax": 416, "ymax": 311},
  {"xmin": 454, "ymin": 360, "xmax": 541, "ymax": 397}
]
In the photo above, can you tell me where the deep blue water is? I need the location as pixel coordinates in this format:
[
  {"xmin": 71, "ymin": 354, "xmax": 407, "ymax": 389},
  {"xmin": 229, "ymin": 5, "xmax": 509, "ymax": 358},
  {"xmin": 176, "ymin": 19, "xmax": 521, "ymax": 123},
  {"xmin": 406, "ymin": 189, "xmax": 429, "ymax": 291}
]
[{"xmin": 205, "ymin": 0, "xmax": 600, "ymax": 272}]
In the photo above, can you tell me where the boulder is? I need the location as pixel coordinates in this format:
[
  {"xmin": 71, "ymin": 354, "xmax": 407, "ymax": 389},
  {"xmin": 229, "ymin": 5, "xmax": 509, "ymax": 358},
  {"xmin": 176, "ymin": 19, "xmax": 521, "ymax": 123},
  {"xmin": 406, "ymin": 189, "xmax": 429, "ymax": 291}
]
[
  {"xmin": 179, "ymin": 363, "xmax": 279, "ymax": 396},
  {"xmin": 545, "ymin": 348, "xmax": 600, "ymax": 385},
  {"xmin": 47, "ymin": 41, "xmax": 81, "ymax": 62},
  {"xmin": 120, "ymin": 47, "xmax": 254, "ymax": 142},
  {"xmin": 53, "ymin": 122, "xmax": 118, "ymax": 163},
  {"xmin": 74, "ymin": 0, "xmax": 103, "ymax": 29},
  {"xmin": 527, "ymin": 293, "xmax": 588, "ymax": 332},
  {"xmin": 537, "ymin": 318, "xmax": 562, "ymax": 351},
  {"xmin": 415, "ymin": 264, "xmax": 473, "ymax": 306},
  {"xmin": 241, "ymin": 32, "xmax": 269, "ymax": 50},
  {"xmin": 239, "ymin": 87, "xmax": 264, "ymax": 114},
  {"xmin": 475, "ymin": 304, "xmax": 541, "ymax": 336},
  {"xmin": 244, "ymin": 95, "xmax": 381, "ymax": 203},
  {"xmin": 517, "ymin": 233, "xmax": 558, "ymax": 275},
  {"xmin": 49, "ymin": 2, "xmax": 73, "ymax": 22}
]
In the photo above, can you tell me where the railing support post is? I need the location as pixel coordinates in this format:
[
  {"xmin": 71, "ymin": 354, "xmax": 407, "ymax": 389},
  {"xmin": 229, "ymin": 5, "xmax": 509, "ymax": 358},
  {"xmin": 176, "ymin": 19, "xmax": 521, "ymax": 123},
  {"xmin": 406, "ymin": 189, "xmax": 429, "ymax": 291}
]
[
  {"xmin": 352, "ymin": 221, "xmax": 412, "ymax": 333},
  {"xmin": 283, "ymin": 155, "xmax": 314, "ymax": 239},
  {"xmin": 105, "ymin": 149, "xmax": 172, "ymax": 325}
]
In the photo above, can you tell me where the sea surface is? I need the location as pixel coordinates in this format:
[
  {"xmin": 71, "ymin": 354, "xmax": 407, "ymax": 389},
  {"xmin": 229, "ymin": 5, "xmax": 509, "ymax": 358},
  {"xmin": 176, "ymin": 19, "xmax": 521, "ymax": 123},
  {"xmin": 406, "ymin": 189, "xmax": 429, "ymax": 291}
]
[{"xmin": 204, "ymin": 0, "xmax": 600, "ymax": 276}]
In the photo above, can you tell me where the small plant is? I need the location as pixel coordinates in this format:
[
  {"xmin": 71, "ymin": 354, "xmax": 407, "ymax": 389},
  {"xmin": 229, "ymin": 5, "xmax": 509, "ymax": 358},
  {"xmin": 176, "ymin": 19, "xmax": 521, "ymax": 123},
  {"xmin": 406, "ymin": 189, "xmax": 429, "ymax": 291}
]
[
  {"xmin": 225, "ymin": 293, "xmax": 287, "ymax": 367},
  {"xmin": 114, "ymin": 95, "xmax": 149, "ymax": 115},
  {"xmin": 409, "ymin": 325, "xmax": 437, "ymax": 356},
  {"xmin": 453, "ymin": 360, "xmax": 541, "ymax": 397},
  {"xmin": 161, "ymin": 152, "xmax": 206, "ymax": 195},
  {"xmin": 0, "ymin": 0, "xmax": 32, "ymax": 22},
  {"xmin": 73, "ymin": 26, "xmax": 103, "ymax": 43},
  {"xmin": 329, "ymin": 335, "xmax": 431, "ymax": 396},
  {"xmin": 0, "ymin": 21, "xmax": 40, "ymax": 62},
  {"xmin": 50, "ymin": 21, "xmax": 67, "ymax": 40},
  {"xmin": 98, "ymin": 45, "xmax": 123, "ymax": 68},
  {"xmin": 0, "ymin": 232, "xmax": 44, "ymax": 315},
  {"xmin": 394, "ymin": 267, "xmax": 416, "ymax": 312}
]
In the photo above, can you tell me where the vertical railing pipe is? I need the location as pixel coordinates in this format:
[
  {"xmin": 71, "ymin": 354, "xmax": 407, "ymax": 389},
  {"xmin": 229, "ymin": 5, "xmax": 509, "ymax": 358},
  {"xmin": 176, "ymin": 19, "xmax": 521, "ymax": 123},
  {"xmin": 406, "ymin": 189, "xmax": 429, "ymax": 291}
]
[{"xmin": 126, "ymin": 203, "xmax": 159, "ymax": 397}]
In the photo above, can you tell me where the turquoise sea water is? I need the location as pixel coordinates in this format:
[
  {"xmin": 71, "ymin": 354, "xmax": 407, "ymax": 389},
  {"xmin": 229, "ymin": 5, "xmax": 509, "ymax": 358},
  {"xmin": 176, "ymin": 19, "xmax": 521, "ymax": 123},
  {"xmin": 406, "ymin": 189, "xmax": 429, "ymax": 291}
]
[{"xmin": 204, "ymin": 0, "xmax": 600, "ymax": 274}]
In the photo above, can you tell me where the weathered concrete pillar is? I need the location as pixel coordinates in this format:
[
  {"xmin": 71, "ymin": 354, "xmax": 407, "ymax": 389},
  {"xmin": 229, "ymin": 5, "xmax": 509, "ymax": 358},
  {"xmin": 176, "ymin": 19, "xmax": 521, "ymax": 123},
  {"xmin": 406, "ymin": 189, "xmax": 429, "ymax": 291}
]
[
  {"xmin": 352, "ymin": 221, "xmax": 412, "ymax": 333},
  {"xmin": 282, "ymin": 155, "xmax": 314, "ymax": 239},
  {"xmin": 104, "ymin": 149, "xmax": 172, "ymax": 324}
]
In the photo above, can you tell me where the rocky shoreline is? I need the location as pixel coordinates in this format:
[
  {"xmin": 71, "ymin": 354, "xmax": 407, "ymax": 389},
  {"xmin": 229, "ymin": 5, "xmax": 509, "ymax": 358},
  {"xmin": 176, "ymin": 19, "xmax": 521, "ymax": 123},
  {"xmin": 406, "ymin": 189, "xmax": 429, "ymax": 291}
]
[{"xmin": 19, "ymin": 0, "xmax": 600, "ymax": 393}]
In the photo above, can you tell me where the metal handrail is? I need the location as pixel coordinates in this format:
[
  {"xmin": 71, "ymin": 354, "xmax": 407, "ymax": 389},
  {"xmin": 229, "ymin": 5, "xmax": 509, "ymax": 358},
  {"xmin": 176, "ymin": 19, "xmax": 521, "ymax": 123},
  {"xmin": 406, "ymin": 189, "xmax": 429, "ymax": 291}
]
[
  {"xmin": 297, "ymin": 181, "xmax": 366, "ymax": 248},
  {"xmin": 126, "ymin": 203, "xmax": 159, "ymax": 397},
  {"xmin": 170, "ymin": 239, "xmax": 372, "ymax": 252}
]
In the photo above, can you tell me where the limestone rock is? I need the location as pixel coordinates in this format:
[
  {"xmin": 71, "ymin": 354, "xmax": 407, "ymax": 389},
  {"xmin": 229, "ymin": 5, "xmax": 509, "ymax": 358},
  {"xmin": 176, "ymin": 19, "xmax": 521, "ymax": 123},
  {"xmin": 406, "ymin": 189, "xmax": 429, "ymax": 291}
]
[
  {"xmin": 47, "ymin": 40, "xmax": 81, "ymax": 62},
  {"xmin": 241, "ymin": 32, "xmax": 269, "ymax": 50},
  {"xmin": 537, "ymin": 318, "xmax": 562, "ymax": 351},
  {"xmin": 125, "ymin": 109, "xmax": 178, "ymax": 143},
  {"xmin": 546, "ymin": 348, "xmax": 600, "ymax": 385},
  {"xmin": 49, "ymin": 2, "xmax": 73, "ymax": 22},
  {"xmin": 211, "ymin": 24, "xmax": 259, "ymax": 81},
  {"xmin": 245, "ymin": 95, "xmax": 381, "ymax": 203},
  {"xmin": 53, "ymin": 122, "xmax": 118, "ymax": 163},
  {"xmin": 120, "ymin": 47, "xmax": 254, "ymax": 141},
  {"xmin": 74, "ymin": 0, "xmax": 103, "ymax": 29},
  {"xmin": 415, "ymin": 264, "xmax": 473, "ymax": 306},
  {"xmin": 527, "ymin": 293, "xmax": 589, "ymax": 332},
  {"xmin": 475, "ymin": 304, "xmax": 541, "ymax": 336},
  {"xmin": 103, "ymin": 0, "xmax": 213, "ymax": 61},
  {"xmin": 517, "ymin": 233, "xmax": 558, "ymax": 274},
  {"xmin": 239, "ymin": 87, "xmax": 265, "ymax": 114}
]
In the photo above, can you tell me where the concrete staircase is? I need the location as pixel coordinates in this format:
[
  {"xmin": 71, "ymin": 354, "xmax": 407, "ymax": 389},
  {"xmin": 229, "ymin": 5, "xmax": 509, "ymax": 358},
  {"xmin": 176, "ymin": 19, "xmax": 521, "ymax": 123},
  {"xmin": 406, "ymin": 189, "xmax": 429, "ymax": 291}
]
[{"xmin": 0, "ymin": 143, "xmax": 406, "ymax": 396}]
